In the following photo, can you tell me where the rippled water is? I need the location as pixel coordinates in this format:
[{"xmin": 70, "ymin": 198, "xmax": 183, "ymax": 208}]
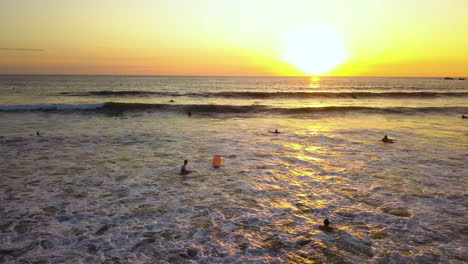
[{"xmin": 0, "ymin": 76, "xmax": 467, "ymax": 263}]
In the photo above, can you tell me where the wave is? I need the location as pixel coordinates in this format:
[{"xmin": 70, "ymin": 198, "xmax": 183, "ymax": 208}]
[
  {"xmin": 59, "ymin": 90, "xmax": 468, "ymax": 99},
  {"xmin": 204, "ymin": 91, "xmax": 468, "ymax": 99},
  {"xmin": 1, "ymin": 102, "xmax": 467, "ymax": 115},
  {"xmin": 60, "ymin": 91, "xmax": 161, "ymax": 96},
  {"xmin": 0, "ymin": 103, "xmax": 105, "ymax": 111}
]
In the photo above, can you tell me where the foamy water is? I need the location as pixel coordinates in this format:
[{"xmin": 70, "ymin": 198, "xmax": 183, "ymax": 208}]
[{"xmin": 0, "ymin": 76, "xmax": 467, "ymax": 263}]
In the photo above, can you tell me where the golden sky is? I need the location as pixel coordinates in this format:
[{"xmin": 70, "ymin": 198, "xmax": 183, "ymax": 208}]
[{"xmin": 1, "ymin": 0, "xmax": 467, "ymax": 76}]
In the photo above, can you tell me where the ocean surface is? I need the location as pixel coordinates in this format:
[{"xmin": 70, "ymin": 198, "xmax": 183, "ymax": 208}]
[{"xmin": 0, "ymin": 75, "xmax": 467, "ymax": 263}]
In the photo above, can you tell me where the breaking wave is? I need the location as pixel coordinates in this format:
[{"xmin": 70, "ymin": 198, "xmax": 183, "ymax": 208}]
[{"xmin": 1, "ymin": 102, "xmax": 467, "ymax": 115}]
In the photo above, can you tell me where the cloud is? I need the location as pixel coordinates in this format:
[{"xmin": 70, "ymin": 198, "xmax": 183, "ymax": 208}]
[{"xmin": 0, "ymin": 48, "xmax": 44, "ymax": 52}]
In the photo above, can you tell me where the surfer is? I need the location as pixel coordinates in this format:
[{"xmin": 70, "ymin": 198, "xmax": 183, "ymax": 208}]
[
  {"xmin": 180, "ymin": 160, "xmax": 192, "ymax": 175},
  {"xmin": 319, "ymin": 218, "xmax": 334, "ymax": 232},
  {"xmin": 187, "ymin": 111, "xmax": 192, "ymax": 117},
  {"xmin": 381, "ymin": 135, "xmax": 395, "ymax": 143},
  {"xmin": 36, "ymin": 131, "xmax": 40, "ymax": 136},
  {"xmin": 462, "ymin": 115, "xmax": 467, "ymax": 119},
  {"xmin": 273, "ymin": 129, "xmax": 281, "ymax": 134}
]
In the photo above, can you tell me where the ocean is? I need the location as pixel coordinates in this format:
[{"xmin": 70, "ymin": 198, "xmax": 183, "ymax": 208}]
[{"xmin": 0, "ymin": 75, "xmax": 467, "ymax": 263}]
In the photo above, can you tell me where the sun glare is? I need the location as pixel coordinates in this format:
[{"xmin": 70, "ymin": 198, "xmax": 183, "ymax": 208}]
[
  {"xmin": 284, "ymin": 25, "xmax": 346, "ymax": 76},
  {"xmin": 309, "ymin": 76, "xmax": 321, "ymax": 88}
]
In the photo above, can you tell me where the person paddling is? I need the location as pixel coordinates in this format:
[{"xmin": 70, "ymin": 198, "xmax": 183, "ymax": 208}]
[
  {"xmin": 180, "ymin": 160, "xmax": 192, "ymax": 175},
  {"xmin": 319, "ymin": 218, "xmax": 334, "ymax": 232},
  {"xmin": 381, "ymin": 135, "xmax": 395, "ymax": 143}
]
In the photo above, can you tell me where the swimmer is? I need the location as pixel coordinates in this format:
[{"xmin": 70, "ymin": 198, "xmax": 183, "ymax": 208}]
[
  {"xmin": 273, "ymin": 129, "xmax": 281, "ymax": 134},
  {"xmin": 169, "ymin": 99, "xmax": 175, "ymax": 103},
  {"xmin": 381, "ymin": 135, "xmax": 395, "ymax": 143},
  {"xmin": 180, "ymin": 160, "xmax": 192, "ymax": 175},
  {"xmin": 319, "ymin": 218, "xmax": 334, "ymax": 232}
]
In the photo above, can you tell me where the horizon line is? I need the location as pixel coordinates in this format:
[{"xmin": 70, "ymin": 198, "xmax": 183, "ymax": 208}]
[{"xmin": 0, "ymin": 73, "xmax": 465, "ymax": 78}]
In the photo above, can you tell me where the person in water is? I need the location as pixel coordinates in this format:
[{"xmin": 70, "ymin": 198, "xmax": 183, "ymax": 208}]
[
  {"xmin": 180, "ymin": 160, "xmax": 192, "ymax": 175},
  {"xmin": 462, "ymin": 115, "xmax": 467, "ymax": 119},
  {"xmin": 319, "ymin": 218, "xmax": 334, "ymax": 232},
  {"xmin": 273, "ymin": 129, "xmax": 281, "ymax": 134},
  {"xmin": 381, "ymin": 135, "xmax": 394, "ymax": 143},
  {"xmin": 187, "ymin": 111, "xmax": 192, "ymax": 117},
  {"xmin": 36, "ymin": 131, "xmax": 40, "ymax": 136}
]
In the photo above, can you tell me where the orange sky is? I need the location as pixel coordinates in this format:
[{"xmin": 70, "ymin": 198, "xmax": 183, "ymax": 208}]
[{"xmin": 1, "ymin": 0, "xmax": 467, "ymax": 76}]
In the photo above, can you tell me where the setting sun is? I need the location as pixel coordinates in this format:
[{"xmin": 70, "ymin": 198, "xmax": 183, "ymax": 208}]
[
  {"xmin": 1, "ymin": 0, "xmax": 468, "ymax": 263},
  {"xmin": 283, "ymin": 24, "xmax": 346, "ymax": 76}
]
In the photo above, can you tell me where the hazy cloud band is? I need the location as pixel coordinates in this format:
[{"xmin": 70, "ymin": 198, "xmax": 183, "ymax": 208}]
[{"xmin": 0, "ymin": 48, "xmax": 44, "ymax": 52}]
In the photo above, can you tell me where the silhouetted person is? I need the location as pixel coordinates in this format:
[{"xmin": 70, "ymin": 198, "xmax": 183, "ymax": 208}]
[
  {"xmin": 462, "ymin": 115, "xmax": 467, "ymax": 119},
  {"xmin": 381, "ymin": 135, "xmax": 395, "ymax": 143},
  {"xmin": 319, "ymin": 218, "xmax": 334, "ymax": 232},
  {"xmin": 180, "ymin": 160, "xmax": 191, "ymax": 175},
  {"xmin": 187, "ymin": 111, "xmax": 192, "ymax": 117},
  {"xmin": 273, "ymin": 129, "xmax": 281, "ymax": 134},
  {"xmin": 36, "ymin": 131, "xmax": 40, "ymax": 136}
]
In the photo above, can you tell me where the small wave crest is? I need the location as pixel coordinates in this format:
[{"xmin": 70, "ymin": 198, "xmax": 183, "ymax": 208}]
[
  {"xmin": 207, "ymin": 91, "xmax": 468, "ymax": 99},
  {"xmin": 59, "ymin": 90, "xmax": 468, "ymax": 99},
  {"xmin": 60, "ymin": 91, "xmax": 163, "ymax": 97}
]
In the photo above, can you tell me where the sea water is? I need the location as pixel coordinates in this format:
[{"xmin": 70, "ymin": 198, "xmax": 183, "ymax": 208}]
[{"xmin": 0, "ymin": 75, "xmax": 467, "ymax": 263}]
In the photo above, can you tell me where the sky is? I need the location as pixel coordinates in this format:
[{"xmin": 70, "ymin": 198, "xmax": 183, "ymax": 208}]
[{"xmin": 0, "ymin": 0, "xmax": 467, "ymax": 76}]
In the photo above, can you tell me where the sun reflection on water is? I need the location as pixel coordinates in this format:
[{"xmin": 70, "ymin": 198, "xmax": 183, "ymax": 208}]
[
  {"xmin": 309, "ymin": 76, "xmax": 321, "ymax": 88},
  {"xmin": 307, "ymin": 104, "xmax": 326, "ymax": 108}
]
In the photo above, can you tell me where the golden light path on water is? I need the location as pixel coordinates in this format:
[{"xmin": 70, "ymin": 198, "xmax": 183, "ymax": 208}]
[{"xmin": 309, "ymin": 76, "xmax": 321, "ymax": 89}]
